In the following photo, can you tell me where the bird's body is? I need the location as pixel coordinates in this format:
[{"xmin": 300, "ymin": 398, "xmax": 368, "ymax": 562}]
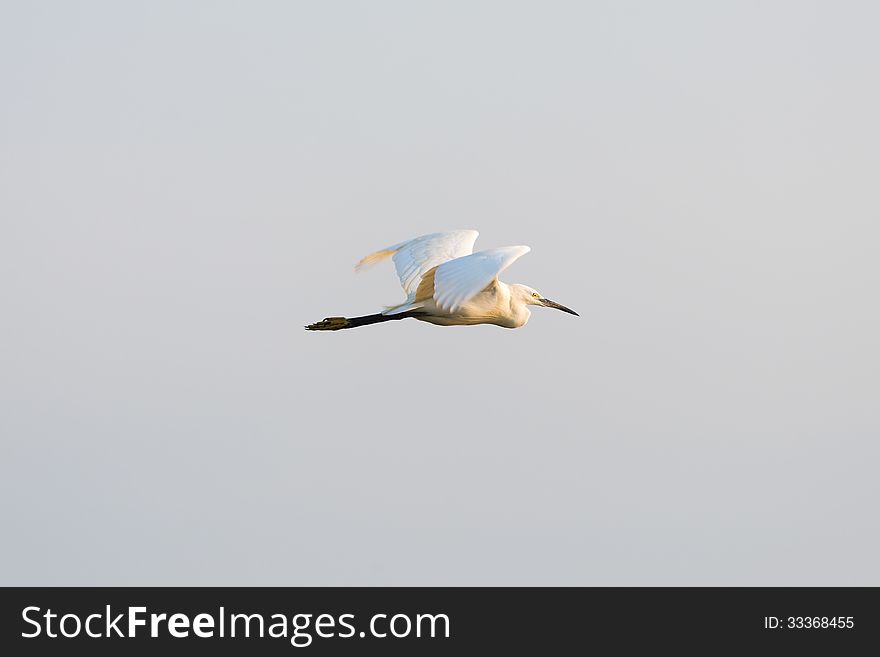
[
  {"xmin": 306, "ymin": 230, "xmax": 577, "ymax": 331},
  {"xmin": 399, "ymin": 275, "xmax": 527, "ymax": 328}
]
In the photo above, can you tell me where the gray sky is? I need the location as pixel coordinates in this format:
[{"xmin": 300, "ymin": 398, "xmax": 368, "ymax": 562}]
[{"xmin": 2, "ymin": 1, "xmax": 878, "ymax": 585}]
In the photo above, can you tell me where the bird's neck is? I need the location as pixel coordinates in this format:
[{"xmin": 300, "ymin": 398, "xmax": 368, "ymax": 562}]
[{"xmin": 504, "ymin": 283, "xmax": 531, "ymax": 328}]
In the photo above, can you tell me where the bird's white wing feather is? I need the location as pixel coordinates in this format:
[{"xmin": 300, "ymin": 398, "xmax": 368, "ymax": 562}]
[
  {"xmin": 356, "ymin": 230, "xmax": 479, "ymax": 295},
  {"xmin": 433, "ymin": 246, "xmax": 531, "ymax": 313}
]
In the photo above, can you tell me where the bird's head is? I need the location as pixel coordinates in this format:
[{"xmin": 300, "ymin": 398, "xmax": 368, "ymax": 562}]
[{"xmin": 513, "ymin": 285, "xmax": 579, "ymax": 316}]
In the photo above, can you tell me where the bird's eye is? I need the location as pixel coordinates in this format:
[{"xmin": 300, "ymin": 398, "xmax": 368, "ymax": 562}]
[{"xmin": 532, "ymin": 292, "xmax": 540, "ymax": 298}]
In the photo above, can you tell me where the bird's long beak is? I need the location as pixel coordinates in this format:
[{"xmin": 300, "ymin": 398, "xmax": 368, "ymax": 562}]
[{"xmin": 540, "ymin": 298, "xmax": 579, "ymax": 316}]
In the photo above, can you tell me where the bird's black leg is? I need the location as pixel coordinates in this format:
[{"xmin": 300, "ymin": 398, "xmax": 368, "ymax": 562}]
[{"xmin": 305, "ymin": 312, "xmax": 423, "ymax": 331}]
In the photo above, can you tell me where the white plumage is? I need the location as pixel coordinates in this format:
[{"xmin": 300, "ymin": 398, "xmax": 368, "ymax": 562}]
[
  {"xmin": 432, "ymin": 244, "xmax": 531, "ymax": 313},
  {"xmin": 365, "ymin": 229, "xmax": 480, "ymax": 296},
  {"xmin": 307, "ymin": 230, "xmax": 577, "ymax": 331}
]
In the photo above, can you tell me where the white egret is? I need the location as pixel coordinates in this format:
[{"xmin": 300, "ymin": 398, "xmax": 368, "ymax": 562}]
[{"xmin": 306, "ymin": 230, "xmax": 578, "ymax": 331}]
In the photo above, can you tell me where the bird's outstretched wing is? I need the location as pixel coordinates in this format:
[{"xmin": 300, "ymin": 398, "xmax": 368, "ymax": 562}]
[
  {"xmin": 356, "ymin": 230, "xmax": 479, "ymax": 295},
  {"xmin": 433, "ymin": 245, "xmax": 531, "ymax": 313}
]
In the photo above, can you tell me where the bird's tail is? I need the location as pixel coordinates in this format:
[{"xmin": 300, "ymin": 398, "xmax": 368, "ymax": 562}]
[{"xmin": 305, "ymin": 312, "xmax": 419, "ymax": 331}]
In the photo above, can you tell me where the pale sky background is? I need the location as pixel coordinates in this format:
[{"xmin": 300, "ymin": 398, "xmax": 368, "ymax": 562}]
[{"xmin": 2, "ymin": 1, "xmax": 878, "ymax": 585}]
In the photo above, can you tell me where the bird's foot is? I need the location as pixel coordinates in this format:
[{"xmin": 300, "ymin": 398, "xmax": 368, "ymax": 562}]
[{"xmin": 305, "ymin": 316, "xmax": 351, "ymax": 331}]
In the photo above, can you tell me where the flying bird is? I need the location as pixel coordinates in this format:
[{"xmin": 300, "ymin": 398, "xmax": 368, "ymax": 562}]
[{"xmin": 306, "ymin": 230, "xmax": 578, "ymax": 331}]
